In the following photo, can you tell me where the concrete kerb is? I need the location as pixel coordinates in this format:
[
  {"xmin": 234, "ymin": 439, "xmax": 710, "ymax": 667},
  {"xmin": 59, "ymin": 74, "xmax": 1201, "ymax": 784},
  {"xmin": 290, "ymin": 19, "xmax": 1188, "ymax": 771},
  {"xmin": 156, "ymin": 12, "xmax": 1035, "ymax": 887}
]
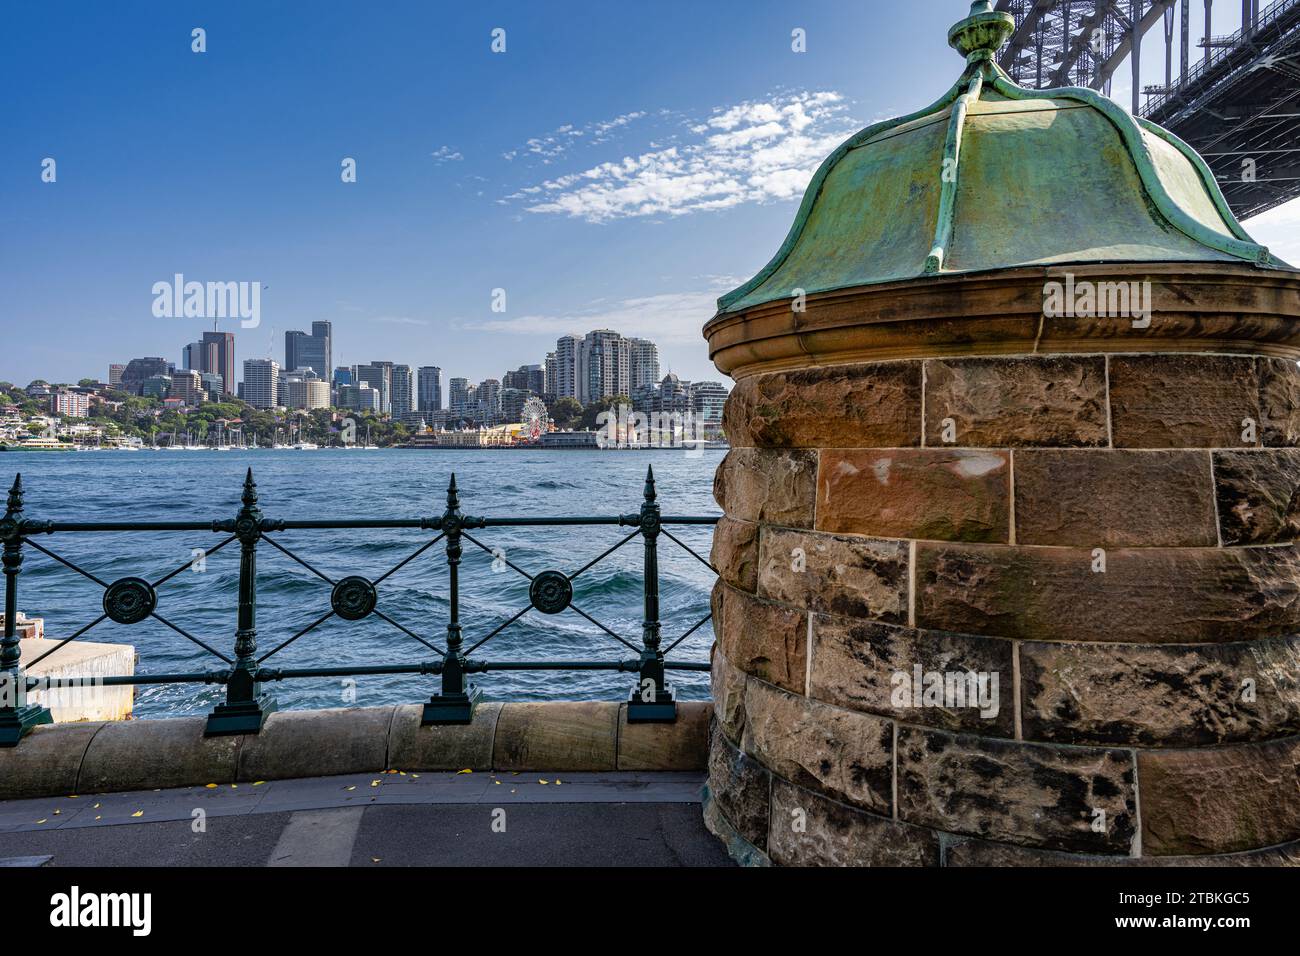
[{"xmin": 0, "ymin": 701, "xmax": 712, "ymax": 799}]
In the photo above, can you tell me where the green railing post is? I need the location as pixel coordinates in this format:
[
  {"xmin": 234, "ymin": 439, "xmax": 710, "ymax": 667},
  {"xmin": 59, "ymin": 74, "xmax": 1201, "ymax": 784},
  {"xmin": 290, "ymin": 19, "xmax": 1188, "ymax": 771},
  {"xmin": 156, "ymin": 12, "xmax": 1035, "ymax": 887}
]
[
  {"xmin": 627, "ymin": 465, "xmax": 676, "ymax": 722},
  {"xmin": 0, "ymin": 475, "xmax": 52, "ymax": 746},
  {"xmin": 422, "ymin": 474, "xmax": 480, "ymax": 724},
  {"xmin": 206, "ymin": 468, "xmax": 276, "ymax": 735}
]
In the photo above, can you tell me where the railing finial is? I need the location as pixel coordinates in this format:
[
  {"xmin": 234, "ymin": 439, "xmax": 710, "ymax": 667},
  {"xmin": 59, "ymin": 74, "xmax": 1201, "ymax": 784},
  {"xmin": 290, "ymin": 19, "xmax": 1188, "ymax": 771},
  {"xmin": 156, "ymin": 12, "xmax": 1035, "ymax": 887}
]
[
  {"xmin": 5, "ymin": 474, "xmax": 22, "ymax": 515},
  {"xmin": 643, "ymin": 464, "xmax": 657, "ymax": 503},
  {"xmin": 446, "ymin": 473, "xmax": 460, "ymax": 511},
  {"xmin": 241, "ymin": 467, "xmax": 258, "ymax": 507}
]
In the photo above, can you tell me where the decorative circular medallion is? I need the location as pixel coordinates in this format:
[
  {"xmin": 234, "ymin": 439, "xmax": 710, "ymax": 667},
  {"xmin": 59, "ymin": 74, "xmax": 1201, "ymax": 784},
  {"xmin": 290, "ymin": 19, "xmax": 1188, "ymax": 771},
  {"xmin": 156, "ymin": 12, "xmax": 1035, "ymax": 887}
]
[
  {"xmin": 529, "ymin": 570, "xmax": 573, "ymax": 615},
  {"xmin": 102, "ymin": 577, "xmax": 157, "ymax": 625},
  {"xmin": 331, "ymin": 575, "xmax": 377, "ymax": 621}
]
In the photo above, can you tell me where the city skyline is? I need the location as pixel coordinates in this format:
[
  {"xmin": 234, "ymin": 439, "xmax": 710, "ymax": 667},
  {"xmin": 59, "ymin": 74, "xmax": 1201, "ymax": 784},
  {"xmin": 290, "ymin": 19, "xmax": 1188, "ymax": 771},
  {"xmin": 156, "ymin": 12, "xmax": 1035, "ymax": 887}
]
[{"xmin": 8, "ymin": 2, "xmax": 1295, "ymax": 391}]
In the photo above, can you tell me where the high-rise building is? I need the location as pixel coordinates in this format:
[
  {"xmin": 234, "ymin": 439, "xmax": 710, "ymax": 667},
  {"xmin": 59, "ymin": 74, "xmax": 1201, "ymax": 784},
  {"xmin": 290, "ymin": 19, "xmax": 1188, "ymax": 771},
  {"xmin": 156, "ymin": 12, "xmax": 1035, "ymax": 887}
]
[
  {"xmin": 503, "ymin": 364, "xmax": 545, "ymax": 396},
  {"xmin": 627, "ymin": 338, "xmax": 661, "ymax": 391},
  {"xmin": 417, "ymin": 366, "xmax": 442, "ymax": 413},
  {"xmin": 353, "ymin": 362, "xmax": 393, "ymax": 415},
  {"xmin": 285, "ymin": 322, "xmax": 331, "ymax": 377},
  {"xmin": 120, "ymin": 357, "xmax": 173, "ymax": 395},
  {"xmin": 554, "ymin": 335, "xmax": 580, "ymax": 400},
  {"xmin": 199, "ymin": 372, "xmax": 224, "ymax": 401},
  {"xmin": 339, "ymin": 383, "xmax": 380, "ymax": 413},
  {"xmin": 477, "ymin": 378, "xmax": 501, "ymax": 425},
  {"xmin": 142, "ymin": 374, "xmax": 172, "ymax": 400},
  {"xmin": 280, "ymin": 368, "xmax": 330, "ymax": 410},
  {"xmin": 448, "ymin": 377, "xmax": 471, "ymax": 417},
  {"xmin": 390, "ymin": 365, "xmax": 415, "ymax": 418},
  {"xmin": 182, "ymin": 342, "xmax": 205, "ymax": 372},
  {"xmin": 170, "ymin": 369, "xmax": 205, "ymax": 406},
  {"xmin": 108, "ymin": 364, "xmax": 125, "ymax": 389},
  {"xmin": 201, "ymin": 331, "xmax": 236, "ymax": 396},
  {"xmin": 49, "ymin": 389, "xmax": 91, "ymax": 418},
  {"xmin": 500, "ymin": 387, "xmax": 529, "ymax": 424},
  {"xmin": 691, "ymin": 380, "xmax": 729, "ymax": 426},
  {"xmin": 242, "ymin": 359, "xmax": 280, "ymax": 409},
  {"xmin": 544, "ymin": 352, "xmax": 557, "ymax": 401},
  {"xmin": 577, "ymin": 330, "xmax": 629, "ymax": 405}
]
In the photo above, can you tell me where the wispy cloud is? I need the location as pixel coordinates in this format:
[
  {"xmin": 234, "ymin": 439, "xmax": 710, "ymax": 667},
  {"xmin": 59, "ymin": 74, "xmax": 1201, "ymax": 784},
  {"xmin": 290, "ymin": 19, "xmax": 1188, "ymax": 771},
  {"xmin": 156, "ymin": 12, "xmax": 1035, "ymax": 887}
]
[
  {"xmin": 477, "ymin": 277, "xmax": 742, "ymax": 344},
  {"xmin": 372, "ymin": 315, "xmax": 430, "ymax": 326},
  {"xmin": 501, "ymin": 91, "xmax": 854, "ymax": 222},
  {"xmin": 430, "ymin": 146, "xmax": 463, "ymax": 164},
  {"xmin": 502, "ymin": 111, "xmax": 648, "ymax": 164}
]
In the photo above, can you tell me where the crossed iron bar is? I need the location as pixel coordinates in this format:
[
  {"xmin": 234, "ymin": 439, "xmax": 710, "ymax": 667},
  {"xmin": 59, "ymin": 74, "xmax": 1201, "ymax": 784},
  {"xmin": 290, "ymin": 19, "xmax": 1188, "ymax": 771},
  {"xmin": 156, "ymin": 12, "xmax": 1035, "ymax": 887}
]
[{"xmin": 0, "ymin": 466, "xmax": 718, "ymax": 746}]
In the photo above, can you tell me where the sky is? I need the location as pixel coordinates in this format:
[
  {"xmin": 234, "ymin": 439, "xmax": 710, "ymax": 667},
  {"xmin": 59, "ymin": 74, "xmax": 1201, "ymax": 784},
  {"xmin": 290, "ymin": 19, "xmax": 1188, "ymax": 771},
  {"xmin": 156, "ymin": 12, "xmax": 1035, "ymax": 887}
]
[{"xmin": 2, "ymin": 0, "xmax": 1297, "ymax": 391}]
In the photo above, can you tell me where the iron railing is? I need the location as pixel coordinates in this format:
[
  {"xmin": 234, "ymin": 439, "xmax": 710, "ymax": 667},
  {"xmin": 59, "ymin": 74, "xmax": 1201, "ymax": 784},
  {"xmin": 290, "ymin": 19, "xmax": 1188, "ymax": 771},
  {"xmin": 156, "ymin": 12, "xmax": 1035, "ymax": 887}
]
[{"xmin": 0, "ymin": 466, "xmax": 719, "ymax": 745}]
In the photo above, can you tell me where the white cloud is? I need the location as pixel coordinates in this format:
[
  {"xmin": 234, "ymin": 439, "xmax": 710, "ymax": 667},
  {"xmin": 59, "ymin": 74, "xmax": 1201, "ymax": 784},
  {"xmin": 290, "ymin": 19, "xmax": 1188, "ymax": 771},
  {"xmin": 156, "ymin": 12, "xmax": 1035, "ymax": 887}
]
[
  {"xmin": 503, "ymin": 90, "xmax": 855, "ymax": 222},
  {"xmin": 372, "ymin": 315, "xmax": 429, "ymax": 326},
  {"xmin": 430, "ymin": 146, "xmax": 463, "ymax": 164},
  {"xmin": 477, "ymin": 278, "xmax": 742, "ymax": 344},
  {"xmin": 1243, "ymin": 197, "xmax": 1300, "ymax": 266},
  {"xmin": 502, "ymin": 110, "xmax": 647, "ymax": 164}
]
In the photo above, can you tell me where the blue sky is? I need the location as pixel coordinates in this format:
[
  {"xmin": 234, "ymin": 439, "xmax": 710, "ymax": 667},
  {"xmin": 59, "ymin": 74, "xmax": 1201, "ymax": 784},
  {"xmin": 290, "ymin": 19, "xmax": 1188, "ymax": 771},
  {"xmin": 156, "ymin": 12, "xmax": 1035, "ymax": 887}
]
[{"xmin": 2, "ymin": 0, "xmax": 1296, "ymax": 390}]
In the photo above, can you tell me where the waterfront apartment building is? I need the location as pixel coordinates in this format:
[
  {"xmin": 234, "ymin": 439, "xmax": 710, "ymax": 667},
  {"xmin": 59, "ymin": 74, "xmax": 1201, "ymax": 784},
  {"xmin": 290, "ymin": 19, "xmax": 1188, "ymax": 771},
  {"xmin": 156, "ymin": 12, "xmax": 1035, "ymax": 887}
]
[
  {"xmin": 48, "ymin": 388, "xmax": 91, "ymax": 418},
  {"xmin": 544, "ymin": 352, "xmax": 557, "ymax": 401},
  {"xmin": 285, "ymin": 322, "xmax": 332, "ymax": 378},
  {"xmin": 627, "ymin": 338, "xmax": 660, "ymax": 391},
  {"xmin": 390, "ymin": 364, "xmax": 415, "ymax": 418},
  {"xmin": 553, "ymin": 335, "xmax": 580, "ymax": 400},
  {"xmin": 691, "ymin": 380, "xmax": 728, "ymax": 426},
  {"xmin": 503, "ymin": 364, "xmax": 545, "ymax": 397},
  {"xmin": 448, "ymin": 377, "xmax": 471, "ymax": 417},
  {"xmin": 417, "ymin": 366, "xmax": 442, "ymax": 413},
  {"xmin": 577, "ymin": 329, "xmax": 630, "ymax": 405},
  {"xmin": 242, "ymin": 359, "xmax": 280, "ymax": 409}
]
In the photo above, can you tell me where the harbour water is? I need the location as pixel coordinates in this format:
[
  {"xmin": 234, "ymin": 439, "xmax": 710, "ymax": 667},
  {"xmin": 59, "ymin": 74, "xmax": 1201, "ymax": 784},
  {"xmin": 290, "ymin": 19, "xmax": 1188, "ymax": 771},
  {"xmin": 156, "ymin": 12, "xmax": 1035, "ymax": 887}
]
[{"xmin": 3, "ymin": 449, "xmax": 724, "ymax": 717}]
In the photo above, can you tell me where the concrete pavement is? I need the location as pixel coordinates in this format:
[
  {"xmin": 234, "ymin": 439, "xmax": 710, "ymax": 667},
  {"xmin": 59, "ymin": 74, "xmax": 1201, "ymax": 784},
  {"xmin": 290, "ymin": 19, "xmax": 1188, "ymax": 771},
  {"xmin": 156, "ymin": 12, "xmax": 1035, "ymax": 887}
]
[{"xmin": 0, "ymin": 769, "xmax": 733, "ymax": 867}]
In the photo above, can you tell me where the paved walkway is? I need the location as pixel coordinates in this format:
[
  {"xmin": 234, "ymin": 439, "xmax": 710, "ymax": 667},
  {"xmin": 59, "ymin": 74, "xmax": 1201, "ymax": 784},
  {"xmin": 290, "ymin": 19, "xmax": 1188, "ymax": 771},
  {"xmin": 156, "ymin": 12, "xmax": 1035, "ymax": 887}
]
[{"xmin": 0, "ymin": 770, "xmax": 731, "ymax": 867}]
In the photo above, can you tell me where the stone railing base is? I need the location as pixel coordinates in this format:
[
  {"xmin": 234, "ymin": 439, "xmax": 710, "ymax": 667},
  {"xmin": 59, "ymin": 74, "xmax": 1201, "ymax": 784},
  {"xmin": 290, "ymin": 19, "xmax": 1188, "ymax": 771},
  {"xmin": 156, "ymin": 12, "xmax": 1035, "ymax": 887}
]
[{"xmin": 0, "ymin": 700, "xmax": 709, "ymax": 800}]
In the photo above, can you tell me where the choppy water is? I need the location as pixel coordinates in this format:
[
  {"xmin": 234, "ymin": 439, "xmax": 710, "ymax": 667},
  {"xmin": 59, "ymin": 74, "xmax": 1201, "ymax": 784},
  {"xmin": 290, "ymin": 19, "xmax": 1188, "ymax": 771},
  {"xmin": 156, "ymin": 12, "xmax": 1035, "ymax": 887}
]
[{"xmin": 3, "ymin": 449, "xmax": 724, "ymax": 717}]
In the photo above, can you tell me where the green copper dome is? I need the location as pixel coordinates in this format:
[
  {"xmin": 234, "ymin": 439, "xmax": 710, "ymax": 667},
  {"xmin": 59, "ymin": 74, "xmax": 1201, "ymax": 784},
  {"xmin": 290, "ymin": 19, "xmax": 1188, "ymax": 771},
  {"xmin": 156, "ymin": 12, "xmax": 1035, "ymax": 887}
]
[{"xmin": 717, "ymin": 1, "xmax": 1288, "ymax": 316}]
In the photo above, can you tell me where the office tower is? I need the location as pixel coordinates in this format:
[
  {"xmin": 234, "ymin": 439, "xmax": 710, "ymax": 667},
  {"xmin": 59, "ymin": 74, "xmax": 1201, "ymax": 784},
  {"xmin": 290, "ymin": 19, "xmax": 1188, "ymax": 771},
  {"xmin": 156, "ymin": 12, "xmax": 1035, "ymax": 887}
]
[
  {"xmin": 170, "ymin": 369, "xmax": 205, "ymax": 406},
  {"xmin": 417, "ymin": 366, "xmax": 442, "ymax": 413},
  {"xmin": 578, "ymin": 330, "xmax": 629, "ymax": 404},
  {"xmin": 554, "ymin": 335, "xmax": 580, "ymax": 400},
  {"xmin": 182, "ymin": 341, "xmax": 205, "ymax": 371},
  {"xmin": 284, "ymin": 322, "xmax": 331, "ymax": 377},
  {"xmin": 339, "ymin": 383, "xmax": 380, "ymax": 413},
  {"xmin": 108, "ymin": 364, "xmax": 125, "ymax": 389},
  {"xmin": 627, "ymin": 338, "xmax": 660, "ymax": 391},
  {"xmin": 353, "ymin": 362, "xmax": 393, "ymax": 415},
  {"xmin": 120, "ymin": 357, "xmax": 173, "ymax": 395},
  {"xmin": 390, "ymin": 364, "xmax": 415, "ymax": 418},
  {"xmin": 242, "ymin": 359, "xmax": 280, "ymax": 409},
  {"xmin": 201, "ymin": 331, "xmax": 236, "ymax": 396},
  {"xmin": 544, "ymin": 352, "xmax": 557, "ymax": 400},
  {"xmin": 199, "ymin": 372, "xmax": 224, "ymax": 401},
  {"xmin": 141, "ymin": 374, "xmax": 172, "ymax": 400},
  {"xmin": 448, "ymin": 377, "xmax": 470, "ymax": 417}
]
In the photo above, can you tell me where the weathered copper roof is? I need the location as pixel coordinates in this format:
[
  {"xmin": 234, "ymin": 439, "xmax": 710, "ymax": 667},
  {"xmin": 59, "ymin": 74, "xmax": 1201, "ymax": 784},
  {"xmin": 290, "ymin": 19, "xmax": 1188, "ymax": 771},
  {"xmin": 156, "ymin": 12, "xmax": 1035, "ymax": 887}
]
[{"xmin": 716, "ymin": 1, "xmax": 1289, "ymax": 316}]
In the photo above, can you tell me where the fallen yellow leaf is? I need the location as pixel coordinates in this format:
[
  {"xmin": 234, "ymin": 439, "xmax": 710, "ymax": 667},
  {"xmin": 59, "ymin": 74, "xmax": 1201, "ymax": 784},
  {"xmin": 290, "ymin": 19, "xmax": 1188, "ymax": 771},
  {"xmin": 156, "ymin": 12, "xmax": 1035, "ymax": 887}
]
[
  {"xmin": 205, "ymin": 783, "xmax": 218, "ymax": 789},
  {"xmin": 494, "ymin": 780, "xmax": 501, "ymax": 785},
  {"xmin": 253, "ymin": 781, "xmax": 265, "ymax": 786},
  {"xmin": 345, "ymin": 785, "xmax": 356, "ymax": 792},
  {"xmin": 131, "ymin": 811, "xmax": 143, "ymax": 818},
  {"xmin": 456, "ymin": 768, "xmax": 472, "ymax": 775},
  {"xmin": 539, "ymin": 779, "xmax": 549, "ymax": 785},
  {"xmin": 93, "ymin": 803, "xmax": 100, "ymax": 809},
  {"xmin": 94, "ymin": 815, "xmax": 102, "ymax": 821},
  {"xmin": 371, "ymin": 857, "xmax": 381, "ymax": 863},
  {"xmin": 370, "ymin": 780, "xmax": 380, "ymax": 787},
  {"xmin": 35, "ymin": 819, "xmax": 46, "ymax": 824}
]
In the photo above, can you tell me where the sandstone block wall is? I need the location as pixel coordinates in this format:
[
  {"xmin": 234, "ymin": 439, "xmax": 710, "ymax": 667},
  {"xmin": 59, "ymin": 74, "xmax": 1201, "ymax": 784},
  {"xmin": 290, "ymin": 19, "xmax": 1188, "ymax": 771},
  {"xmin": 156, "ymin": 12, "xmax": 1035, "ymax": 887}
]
[{"xmin": 706, "ymin": 352, "xmax": 1300, "ymax": 865}]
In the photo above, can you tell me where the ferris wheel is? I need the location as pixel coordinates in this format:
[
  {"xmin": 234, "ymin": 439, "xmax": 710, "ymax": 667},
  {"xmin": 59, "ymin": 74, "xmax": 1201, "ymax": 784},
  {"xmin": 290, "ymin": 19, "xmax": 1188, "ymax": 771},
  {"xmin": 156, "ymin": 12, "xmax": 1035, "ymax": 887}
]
[{"xmin": 522, "ymin": 397, "xmax": 548, "ymax": 442}]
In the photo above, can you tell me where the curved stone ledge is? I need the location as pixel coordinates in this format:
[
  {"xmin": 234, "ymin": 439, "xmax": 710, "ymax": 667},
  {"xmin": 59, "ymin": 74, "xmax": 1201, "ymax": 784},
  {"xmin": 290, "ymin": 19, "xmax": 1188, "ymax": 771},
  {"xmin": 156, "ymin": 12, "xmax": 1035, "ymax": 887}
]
[
  {"xmin": 707, "ymin": 724, "xmax": 770, "ymax": 852},
  {"xmin": 916, "ymin": 541, "xmax": 1300, "ymax": 644},
  {"xmin": 1020, "ymin": 635, "xmax": 1300, "ymax": 747},
  {"xmin": 1138, "ymin": 734, "xmax": 1300, "ymax": 856},
  {"xmin": 0, "ymin": 701, "xmax": 711, "ymax": 799},
  {"xmin": 703, "ymin": 264, "xmax": 1300, "ymax": 379},
  {"xmin": 710, "ymin": 516, "xmax": 759, "ymax": 593},
  {"xmin": 770, "ymin": 778, "xmax": 940, "ymax": 867},
  {"xmin": 710, "ymin": 647, "xmax": 748, "ymax": 745}
]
